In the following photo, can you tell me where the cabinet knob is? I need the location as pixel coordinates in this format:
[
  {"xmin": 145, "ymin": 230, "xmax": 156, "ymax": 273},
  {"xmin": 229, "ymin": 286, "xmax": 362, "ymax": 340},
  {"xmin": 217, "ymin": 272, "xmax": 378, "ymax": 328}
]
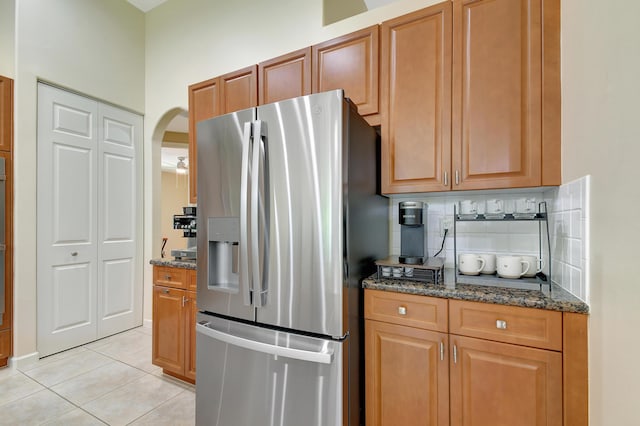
[
  {"xmin": 162, "ymin": 288, "xmax": 169, "ymax": 294},
  {"xmin": 165, "ymin": 274, "xmax": 171, "ymax": 280},
  {"xmin": 71, "ymin": 251, "xmax": 78, "ymax": 257},
  {"xmin": 496, "ymin": 320, "xmax": 507, "ymax": 329},
  {"xmin": 398, "ymin": 306, "xmax": 407, "ymax": 316}
]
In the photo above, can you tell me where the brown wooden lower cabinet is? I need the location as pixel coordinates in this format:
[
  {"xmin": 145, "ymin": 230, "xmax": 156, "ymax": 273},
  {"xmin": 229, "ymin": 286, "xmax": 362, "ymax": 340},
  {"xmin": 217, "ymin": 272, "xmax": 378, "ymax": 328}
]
[
  {"xmin": 365, "ymin": 319, "xmax": 449, "ymax": 426},
  {"xmin": 364, "ymin": 290, "xmax": 587, "ymax": 426},
  {"xmin": 0, "ymin": 329, "xmax": 11, "ymax": 368},
  {"xmin": 449, "ymin": 335, "xmax": 562, "ymax": 426},
  {"xmin": 152, "ymin": 266, "xmax": 197, "ymax": 383}
]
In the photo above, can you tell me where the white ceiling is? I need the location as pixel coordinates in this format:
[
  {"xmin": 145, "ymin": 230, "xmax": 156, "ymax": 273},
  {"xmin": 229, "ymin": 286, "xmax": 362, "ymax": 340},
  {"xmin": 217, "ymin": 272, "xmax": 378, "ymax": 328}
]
[{"xmin": 127, "ymin": 0, "xmax": 168, "ymax": 13}]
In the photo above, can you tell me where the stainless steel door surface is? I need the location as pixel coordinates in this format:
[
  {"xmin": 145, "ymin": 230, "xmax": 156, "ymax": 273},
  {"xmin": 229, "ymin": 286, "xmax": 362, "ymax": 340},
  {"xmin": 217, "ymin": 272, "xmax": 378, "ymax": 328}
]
[
  {"xmin": 255, "ymin": 90, "xmax": 346, "ymax": 337},
  {"xmin": 197, "ymin": 108, "xmax": 255, "ymax": 320},
  {"xmin": 196, "ymin": 313, "xmax": 343, "ymax": 426}
]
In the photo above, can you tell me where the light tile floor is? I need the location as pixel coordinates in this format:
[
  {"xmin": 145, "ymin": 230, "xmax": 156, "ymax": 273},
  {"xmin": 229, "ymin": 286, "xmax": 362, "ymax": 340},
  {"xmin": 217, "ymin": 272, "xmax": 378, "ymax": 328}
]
[{"xmin": 0, "ymin": 327, "xmax": 195, "ymax": 426}]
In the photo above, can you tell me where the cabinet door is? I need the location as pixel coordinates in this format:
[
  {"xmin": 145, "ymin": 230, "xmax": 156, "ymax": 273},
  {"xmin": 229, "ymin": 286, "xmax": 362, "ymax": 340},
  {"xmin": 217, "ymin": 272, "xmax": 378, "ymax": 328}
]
[
  {"xmin": 381, "ymin": 2, "xmax": 452, "ymax": 194},
  {"xmin": 258, "ymin": 48, "xmax": 311, "ymax": 105},
  {"xmin": 0, "ymin": 151, "xmax": 11, "ymax": 333},
  {"xmin": 219, "ymin": 65, "xmax": 257, "ymax": 114},
  {"xmin": 152, "ymin": 286, "xmax": 186, "ymax": 375},
  {"xmin": 451, "ymin": 0, "xmax": 542, "ymax": 190},
  {"xmin": 0, "ymin": 76, "xmax": 12, "ymax": 152},
  {"xmin": 312, "ymin": 26, "xmax": 379, "ymax": 122},
  {"xmin": 188, "ymin": 78, "xmax": 220, "ymax": 203},
  {"xmin": 450, "ymin": 335, "xmax": 562, "ymax": 426},
  {"xmin": 184, "ymin": 291, "xmax": 197, "ymax": 382},
  {"xmin": 0, "ymin": 329, "xmax": 10, "ymax": 368},
  {"xmin": 366, "ymin": 320, "xmax": 449, "ymax": 426}
]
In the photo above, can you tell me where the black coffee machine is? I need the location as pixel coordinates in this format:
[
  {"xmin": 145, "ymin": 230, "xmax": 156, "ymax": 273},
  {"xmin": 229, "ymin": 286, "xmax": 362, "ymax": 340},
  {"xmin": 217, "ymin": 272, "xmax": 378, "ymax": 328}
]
[
  {"xmin": 171, "ymin": 206, "xmax": 197, "ymax": 260},
  {"xmin": 399, "ymin": 201, "xmax": 427, "ymax": 265}
]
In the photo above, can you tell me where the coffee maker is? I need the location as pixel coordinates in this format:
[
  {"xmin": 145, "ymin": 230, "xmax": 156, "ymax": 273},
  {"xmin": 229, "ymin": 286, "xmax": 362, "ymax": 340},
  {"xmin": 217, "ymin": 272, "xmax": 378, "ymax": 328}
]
[
  {"xmin": 399, "ymin": 201, "xmax": 427, "ymax": 265},
  {"xmin": 171, "ymin": 206, "xmax": 197, "ymax": 260}
]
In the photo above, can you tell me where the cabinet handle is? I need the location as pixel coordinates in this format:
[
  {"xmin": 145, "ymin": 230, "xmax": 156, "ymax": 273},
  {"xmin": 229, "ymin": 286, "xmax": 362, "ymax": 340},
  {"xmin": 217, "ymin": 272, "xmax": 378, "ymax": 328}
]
[
  {"xmin": 182, "ymin": 296, "xmax": 189, "ymax": 307},
  {"xmin": 455, "ymin": 170, "xmax": 460, "ymax": 185},
  {"xmin": 453, "ymin": 344, "xmax": 458, "ymax": 364},
  {"xmin": 397, "ymin": 306, "xmax": 407, "ymax": 316},
  {"xmin": 440, "ymin": 341, "xmax": 444, "ymax": 361},
  {"xmin": 443, "ymin": 171, "xmax": 448, "ymax": 186},
  {"xmin": 496, "ymin": 320, "xmax": 508, "ymax": 329}
]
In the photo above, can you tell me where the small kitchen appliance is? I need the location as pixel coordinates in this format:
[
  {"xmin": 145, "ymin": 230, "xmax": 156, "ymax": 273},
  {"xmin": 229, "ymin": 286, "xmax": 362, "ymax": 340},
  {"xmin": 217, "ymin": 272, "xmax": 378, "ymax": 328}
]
[
  {"xmin": 171, "ymin": 206, "xmax": 197, "ymax": 260},
  {"xmin": 399, "ymin": 201, "xmax": 427, "ymax": 265}
]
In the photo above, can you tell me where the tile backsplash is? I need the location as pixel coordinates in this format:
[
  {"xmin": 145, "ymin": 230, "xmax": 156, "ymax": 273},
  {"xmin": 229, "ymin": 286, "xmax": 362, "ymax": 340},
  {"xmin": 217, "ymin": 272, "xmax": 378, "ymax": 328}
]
[{"xmin": 387, "ymin": 175, "xmax": 590, "ymax": 304}]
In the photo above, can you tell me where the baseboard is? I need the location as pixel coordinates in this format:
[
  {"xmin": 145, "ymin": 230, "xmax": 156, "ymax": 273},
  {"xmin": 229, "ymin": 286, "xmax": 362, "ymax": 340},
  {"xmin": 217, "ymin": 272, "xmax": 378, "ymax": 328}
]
[
  {"xmin": 143, "ymin": 318, "xmax": 152, "ymax": 329},
  {"xmin": 12, "ymin": 352, "xmax": 40, "ymax": 371}
]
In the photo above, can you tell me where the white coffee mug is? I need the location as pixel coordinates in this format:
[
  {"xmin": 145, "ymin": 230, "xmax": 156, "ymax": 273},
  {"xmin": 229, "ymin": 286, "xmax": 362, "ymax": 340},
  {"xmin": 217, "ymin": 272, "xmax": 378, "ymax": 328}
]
[
  {"xmin": 520, "ymin": 255, "xmax": 544, "ymax": 278},
  {"xmin": 486, "ymin": 199, "xmax": 504, "ymax": 214},
  {"xmin": 478, "ymin": 253, "xmax": 497, "ymax": 274},
  {"xmin": 459, "ymin": 200, "xmax": 478, "ymax": 215},
  {"xmin": 459, "ymin": 253, "xmax": 486, "ymax": 276},
  {"xmin": 515, "ymin": 198, "xmax": 537, "ymax": 214},
  {"xmin": 497, "ymin": 255, "xmax": 530, "ymax": 279}
]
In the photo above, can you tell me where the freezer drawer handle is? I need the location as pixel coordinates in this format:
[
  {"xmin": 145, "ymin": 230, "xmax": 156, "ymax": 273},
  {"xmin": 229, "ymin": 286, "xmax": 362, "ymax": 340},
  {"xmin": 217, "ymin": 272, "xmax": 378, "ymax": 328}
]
[{"xmin": 196, "ymin": 322, "xmax": 334, "ymax": 365}]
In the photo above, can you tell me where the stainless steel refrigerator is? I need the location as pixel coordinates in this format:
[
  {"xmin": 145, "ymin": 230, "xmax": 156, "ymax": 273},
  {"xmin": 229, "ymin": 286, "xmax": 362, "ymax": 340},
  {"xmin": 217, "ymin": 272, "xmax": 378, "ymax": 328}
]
[{"xmin": 195, "ymin": 90, "xmax": 388, "ymax": 426}]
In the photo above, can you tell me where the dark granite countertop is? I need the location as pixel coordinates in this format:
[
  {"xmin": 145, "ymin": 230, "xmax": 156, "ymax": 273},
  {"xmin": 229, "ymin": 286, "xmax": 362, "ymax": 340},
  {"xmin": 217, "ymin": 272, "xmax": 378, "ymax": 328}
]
[
  {"xmin": 150, "ymin": 258, "xmax": 197, "ymax": 270},
  {"xmin": 363, "ymin": 271, "xmax": 589, "ymax": 314}
]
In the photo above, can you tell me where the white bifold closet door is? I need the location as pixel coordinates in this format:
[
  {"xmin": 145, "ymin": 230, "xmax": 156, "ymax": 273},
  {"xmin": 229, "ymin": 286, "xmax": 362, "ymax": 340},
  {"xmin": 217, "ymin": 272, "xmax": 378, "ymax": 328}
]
[{"xmin": 37, "ymin": 83, "xmax": 143, "ymax": 357}]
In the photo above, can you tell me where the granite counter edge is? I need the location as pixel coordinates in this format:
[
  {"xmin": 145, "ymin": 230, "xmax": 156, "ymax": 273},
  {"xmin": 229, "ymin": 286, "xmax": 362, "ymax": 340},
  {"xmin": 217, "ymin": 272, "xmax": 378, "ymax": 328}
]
[
  {"xmin": 362, "ymin": 277, "xmax": 589, "ymax": 314},
  {"xmin": 150, "ymin": 259, "xmax": 197, "ymax": 270}
]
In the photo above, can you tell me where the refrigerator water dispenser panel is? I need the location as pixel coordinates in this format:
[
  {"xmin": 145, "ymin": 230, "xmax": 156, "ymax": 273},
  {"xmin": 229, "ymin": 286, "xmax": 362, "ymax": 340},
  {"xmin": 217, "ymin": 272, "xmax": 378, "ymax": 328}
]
[{"xmin": 208, "ymin": 217, "xmax": 240, "ymax": 291}]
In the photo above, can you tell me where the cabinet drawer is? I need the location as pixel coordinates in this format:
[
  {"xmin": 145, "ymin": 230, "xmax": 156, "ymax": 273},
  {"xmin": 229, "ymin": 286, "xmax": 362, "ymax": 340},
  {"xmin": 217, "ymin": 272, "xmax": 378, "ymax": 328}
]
[
  {"xmin": 364, "ymin": 289, "xmax": 447, "ymax": 332},
  {"xmin": 153, "ymin": 266, "xmax": 187, "ymax": 289},
  {"xmin": 449, "ymin": 300, "xmax": 562, "ymax": 351}
]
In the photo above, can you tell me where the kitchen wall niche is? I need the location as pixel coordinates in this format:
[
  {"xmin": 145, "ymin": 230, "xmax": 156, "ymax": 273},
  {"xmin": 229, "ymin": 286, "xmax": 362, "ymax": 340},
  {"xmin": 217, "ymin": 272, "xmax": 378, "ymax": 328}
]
[{"xmin": 388, "ymin": 175, "xmax": 591, "ymax": 303}]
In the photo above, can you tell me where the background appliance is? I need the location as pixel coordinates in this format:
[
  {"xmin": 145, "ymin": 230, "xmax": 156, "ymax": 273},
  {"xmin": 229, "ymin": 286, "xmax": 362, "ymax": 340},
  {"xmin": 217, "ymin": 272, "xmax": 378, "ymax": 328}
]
[
  {"xmin": 195, "ymin": 90, "xmax": 388, "ymax": 425},
  {"xmin": 171, "ymin": 206, "xmax": 196, "ymax": 260},
  {"xmin": 398, "ymin": 201, "xmax": 427, "ymax": 265}
]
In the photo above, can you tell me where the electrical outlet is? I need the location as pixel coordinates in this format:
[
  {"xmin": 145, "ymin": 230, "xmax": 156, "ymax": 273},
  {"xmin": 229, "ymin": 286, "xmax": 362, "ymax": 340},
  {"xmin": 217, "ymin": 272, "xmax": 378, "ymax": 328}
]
[{"xmin": 440, "ymin": 216, "xmax": 454, "ymax": 237}]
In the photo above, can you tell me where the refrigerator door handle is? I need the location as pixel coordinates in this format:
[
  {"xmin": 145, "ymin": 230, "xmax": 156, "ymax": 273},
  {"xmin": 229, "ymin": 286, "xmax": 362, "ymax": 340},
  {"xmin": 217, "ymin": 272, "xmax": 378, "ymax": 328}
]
[
  {"xmin": 251, "ymin": 120, "xmax": 269, "ymax": 307},
  {"xmin": 196, "ymin": 322, "xmax": 334, "ymax": 364},
  {"xmin": 239, "ymin": 121, "xmax": 253, "ymax": 306}
]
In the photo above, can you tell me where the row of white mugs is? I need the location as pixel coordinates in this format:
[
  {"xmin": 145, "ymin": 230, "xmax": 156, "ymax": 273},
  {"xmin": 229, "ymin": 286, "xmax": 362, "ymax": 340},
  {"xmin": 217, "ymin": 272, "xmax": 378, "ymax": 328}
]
[
  {"xmin": 459, "ymin": 253, "xmax": 543, "ymax": 279},
  {"xmin": 459, "ymin": 197, "xmax": 537, "ymax": 215}
]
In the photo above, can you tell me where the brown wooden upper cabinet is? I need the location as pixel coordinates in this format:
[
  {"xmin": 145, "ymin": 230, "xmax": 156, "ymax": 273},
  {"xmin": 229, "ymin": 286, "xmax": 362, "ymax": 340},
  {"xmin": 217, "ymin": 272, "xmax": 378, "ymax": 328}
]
[
  {"xmin": 312, "ymin": 26, "xmax": 380, "ymax": 125},
  {"xmin": 0, "ymin": 76, "xmax": 13, "ymax": 153},
  {"xmin": 381, "ymin": 2, "xmax": 452, "ymax": 194},
  {"xmin": 188, "ymin": 66, "xmax": 257, "ymax": 203},
  {"xmin": 382, "ymin": 0, "xmax": 560, "ymax": 194},
  {"xmin": 258, "ymin": 48, "xmax": 311, "ymax": 105}
]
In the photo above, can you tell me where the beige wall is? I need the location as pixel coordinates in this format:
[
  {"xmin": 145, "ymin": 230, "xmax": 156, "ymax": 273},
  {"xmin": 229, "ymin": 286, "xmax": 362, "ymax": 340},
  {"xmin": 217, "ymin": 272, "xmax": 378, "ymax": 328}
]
[
  {"xmin": 12, "ymin": 0, "xmax": 145, "ymax": 360},
  {"xmin": 161, "ymin": 171, "xmax": 189, "ymax": 256},
  {"xmin": 0, "ymin": 0, "xmax": 15, "ymax": 77},
  {"xmin": 562, "ymin": 0, "xmax": 640, "ymax": 423}
]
